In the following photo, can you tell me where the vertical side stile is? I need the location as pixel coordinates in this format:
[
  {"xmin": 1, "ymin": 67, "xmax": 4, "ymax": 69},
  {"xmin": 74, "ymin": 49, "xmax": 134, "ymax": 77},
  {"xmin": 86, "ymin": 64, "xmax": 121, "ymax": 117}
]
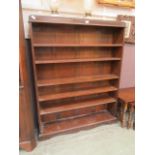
[{"xmin": 29, "ymin": 21, "xmax": 43, "ymax": 133}]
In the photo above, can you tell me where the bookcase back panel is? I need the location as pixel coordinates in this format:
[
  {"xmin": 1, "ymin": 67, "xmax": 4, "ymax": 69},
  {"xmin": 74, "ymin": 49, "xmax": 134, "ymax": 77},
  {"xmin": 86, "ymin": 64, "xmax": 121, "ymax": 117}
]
[
  {"xmin": 32, "ymin": 24, "xmax": 123, "ymax": 44},
  {"xmin": 35, "ymin": 47, "xmax": 114, "ymax": 60},
  {"xmin": 36, "ymin": 62, "xmax": 112, "ymax": 80}
]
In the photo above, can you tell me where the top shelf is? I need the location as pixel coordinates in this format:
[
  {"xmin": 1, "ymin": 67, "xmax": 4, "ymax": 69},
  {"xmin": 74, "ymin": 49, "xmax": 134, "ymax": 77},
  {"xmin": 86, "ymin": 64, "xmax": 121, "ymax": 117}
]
[
  {"xmin": 33, "ymin": 43, "xmax": 123, "ymax": 48},
  {"xmin": 29, "ymin": 15, "xmax": 125, "ymax": 28}
]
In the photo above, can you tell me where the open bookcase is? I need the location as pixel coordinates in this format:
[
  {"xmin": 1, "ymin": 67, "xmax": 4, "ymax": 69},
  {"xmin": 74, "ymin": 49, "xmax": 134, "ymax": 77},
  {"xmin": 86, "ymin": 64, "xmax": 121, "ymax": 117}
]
[{"xmin": 29, "ymin": 15, "xmax": 125, "ymax": 139}]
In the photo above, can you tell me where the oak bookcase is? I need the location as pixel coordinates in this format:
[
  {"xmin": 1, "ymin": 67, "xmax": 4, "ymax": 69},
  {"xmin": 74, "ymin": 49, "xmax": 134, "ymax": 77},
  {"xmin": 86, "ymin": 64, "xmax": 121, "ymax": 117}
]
[{"xmin": 29, "ymin": 15, "xmax": 125, "ymax": 139}]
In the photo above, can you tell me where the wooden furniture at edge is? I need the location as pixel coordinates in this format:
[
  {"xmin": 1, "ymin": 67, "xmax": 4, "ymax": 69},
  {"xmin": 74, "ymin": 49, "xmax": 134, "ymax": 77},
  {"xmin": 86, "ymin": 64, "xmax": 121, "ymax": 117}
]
[
  {"xmin": 118, "ymin": 87, "xmax": 135, "ymax": 129},
  {"xmin": 29, "ymin": 15, "xmax": 125, "ymax": 140},
  {"xmin": 19, "ymin": 0, "xmax": 36, "ymax": 151}
]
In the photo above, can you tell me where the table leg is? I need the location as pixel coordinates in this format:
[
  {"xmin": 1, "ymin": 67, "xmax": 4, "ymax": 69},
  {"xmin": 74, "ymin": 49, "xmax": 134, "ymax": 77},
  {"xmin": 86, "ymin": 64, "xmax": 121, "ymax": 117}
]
[
  {"xmin": 121, "ymin": 102, "xmax": 128, "ymax": 128},
  {"xmin": 128, "ymin": 104, "xmax": 134, "ymax": 129}
]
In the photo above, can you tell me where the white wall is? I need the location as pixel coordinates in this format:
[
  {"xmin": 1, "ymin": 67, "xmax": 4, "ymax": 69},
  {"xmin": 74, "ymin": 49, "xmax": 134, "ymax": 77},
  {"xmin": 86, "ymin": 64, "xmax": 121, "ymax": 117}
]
[{"xmin": 22, "ymin": 0, "xmax": 134, "ymax": 38}]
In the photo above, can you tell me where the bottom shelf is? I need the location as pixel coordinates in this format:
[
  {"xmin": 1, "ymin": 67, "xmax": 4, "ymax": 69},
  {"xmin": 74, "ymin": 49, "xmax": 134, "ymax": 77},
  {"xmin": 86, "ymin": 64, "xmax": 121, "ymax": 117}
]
[{"xmin": 39, "ymin": 110, "xmax": 117, "ymax": 139}]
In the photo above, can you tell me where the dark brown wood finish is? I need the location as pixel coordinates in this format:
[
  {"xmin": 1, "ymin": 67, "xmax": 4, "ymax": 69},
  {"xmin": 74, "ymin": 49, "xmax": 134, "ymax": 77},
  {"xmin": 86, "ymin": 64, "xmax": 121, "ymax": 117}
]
[
  {"xmin": 29, "ymin": 15, "xmax": 125, "ymax": 139},
  {"xmin": 19, "ymin": 1, "xmax": 36, "ymax": 151}
]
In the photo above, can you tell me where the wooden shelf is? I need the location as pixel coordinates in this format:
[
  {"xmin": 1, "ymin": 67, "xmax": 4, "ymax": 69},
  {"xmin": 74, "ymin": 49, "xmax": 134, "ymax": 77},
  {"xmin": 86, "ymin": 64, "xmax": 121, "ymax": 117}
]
[
  {"xmin": 40, "ymin": 110, "xmax": 117, "ymax": 139},
  {"xmin": 39, "ymin": 86, "xmax": 117, "ymax": 102},
  {"xmin": 40, "ymin": 96, "xmax": 117, "ymax": 115},
  {"xmin": 33, "ymin": 43, "xmax": 123, "ymax": 47},
  {"xmin": 35, "ymin": 58, "xmax": 121, "ymax": 64},
  {"xmin": 37, "ymin": 74, "xmax": 119, "ymax": 87}
]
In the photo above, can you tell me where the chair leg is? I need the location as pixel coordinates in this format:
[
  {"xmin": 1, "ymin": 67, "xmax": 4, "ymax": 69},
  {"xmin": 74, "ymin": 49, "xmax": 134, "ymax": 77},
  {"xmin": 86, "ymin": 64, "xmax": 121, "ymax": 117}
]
[{"xmin": 121, "ymin": 102, "xmax": 128, "ymax": 128}]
